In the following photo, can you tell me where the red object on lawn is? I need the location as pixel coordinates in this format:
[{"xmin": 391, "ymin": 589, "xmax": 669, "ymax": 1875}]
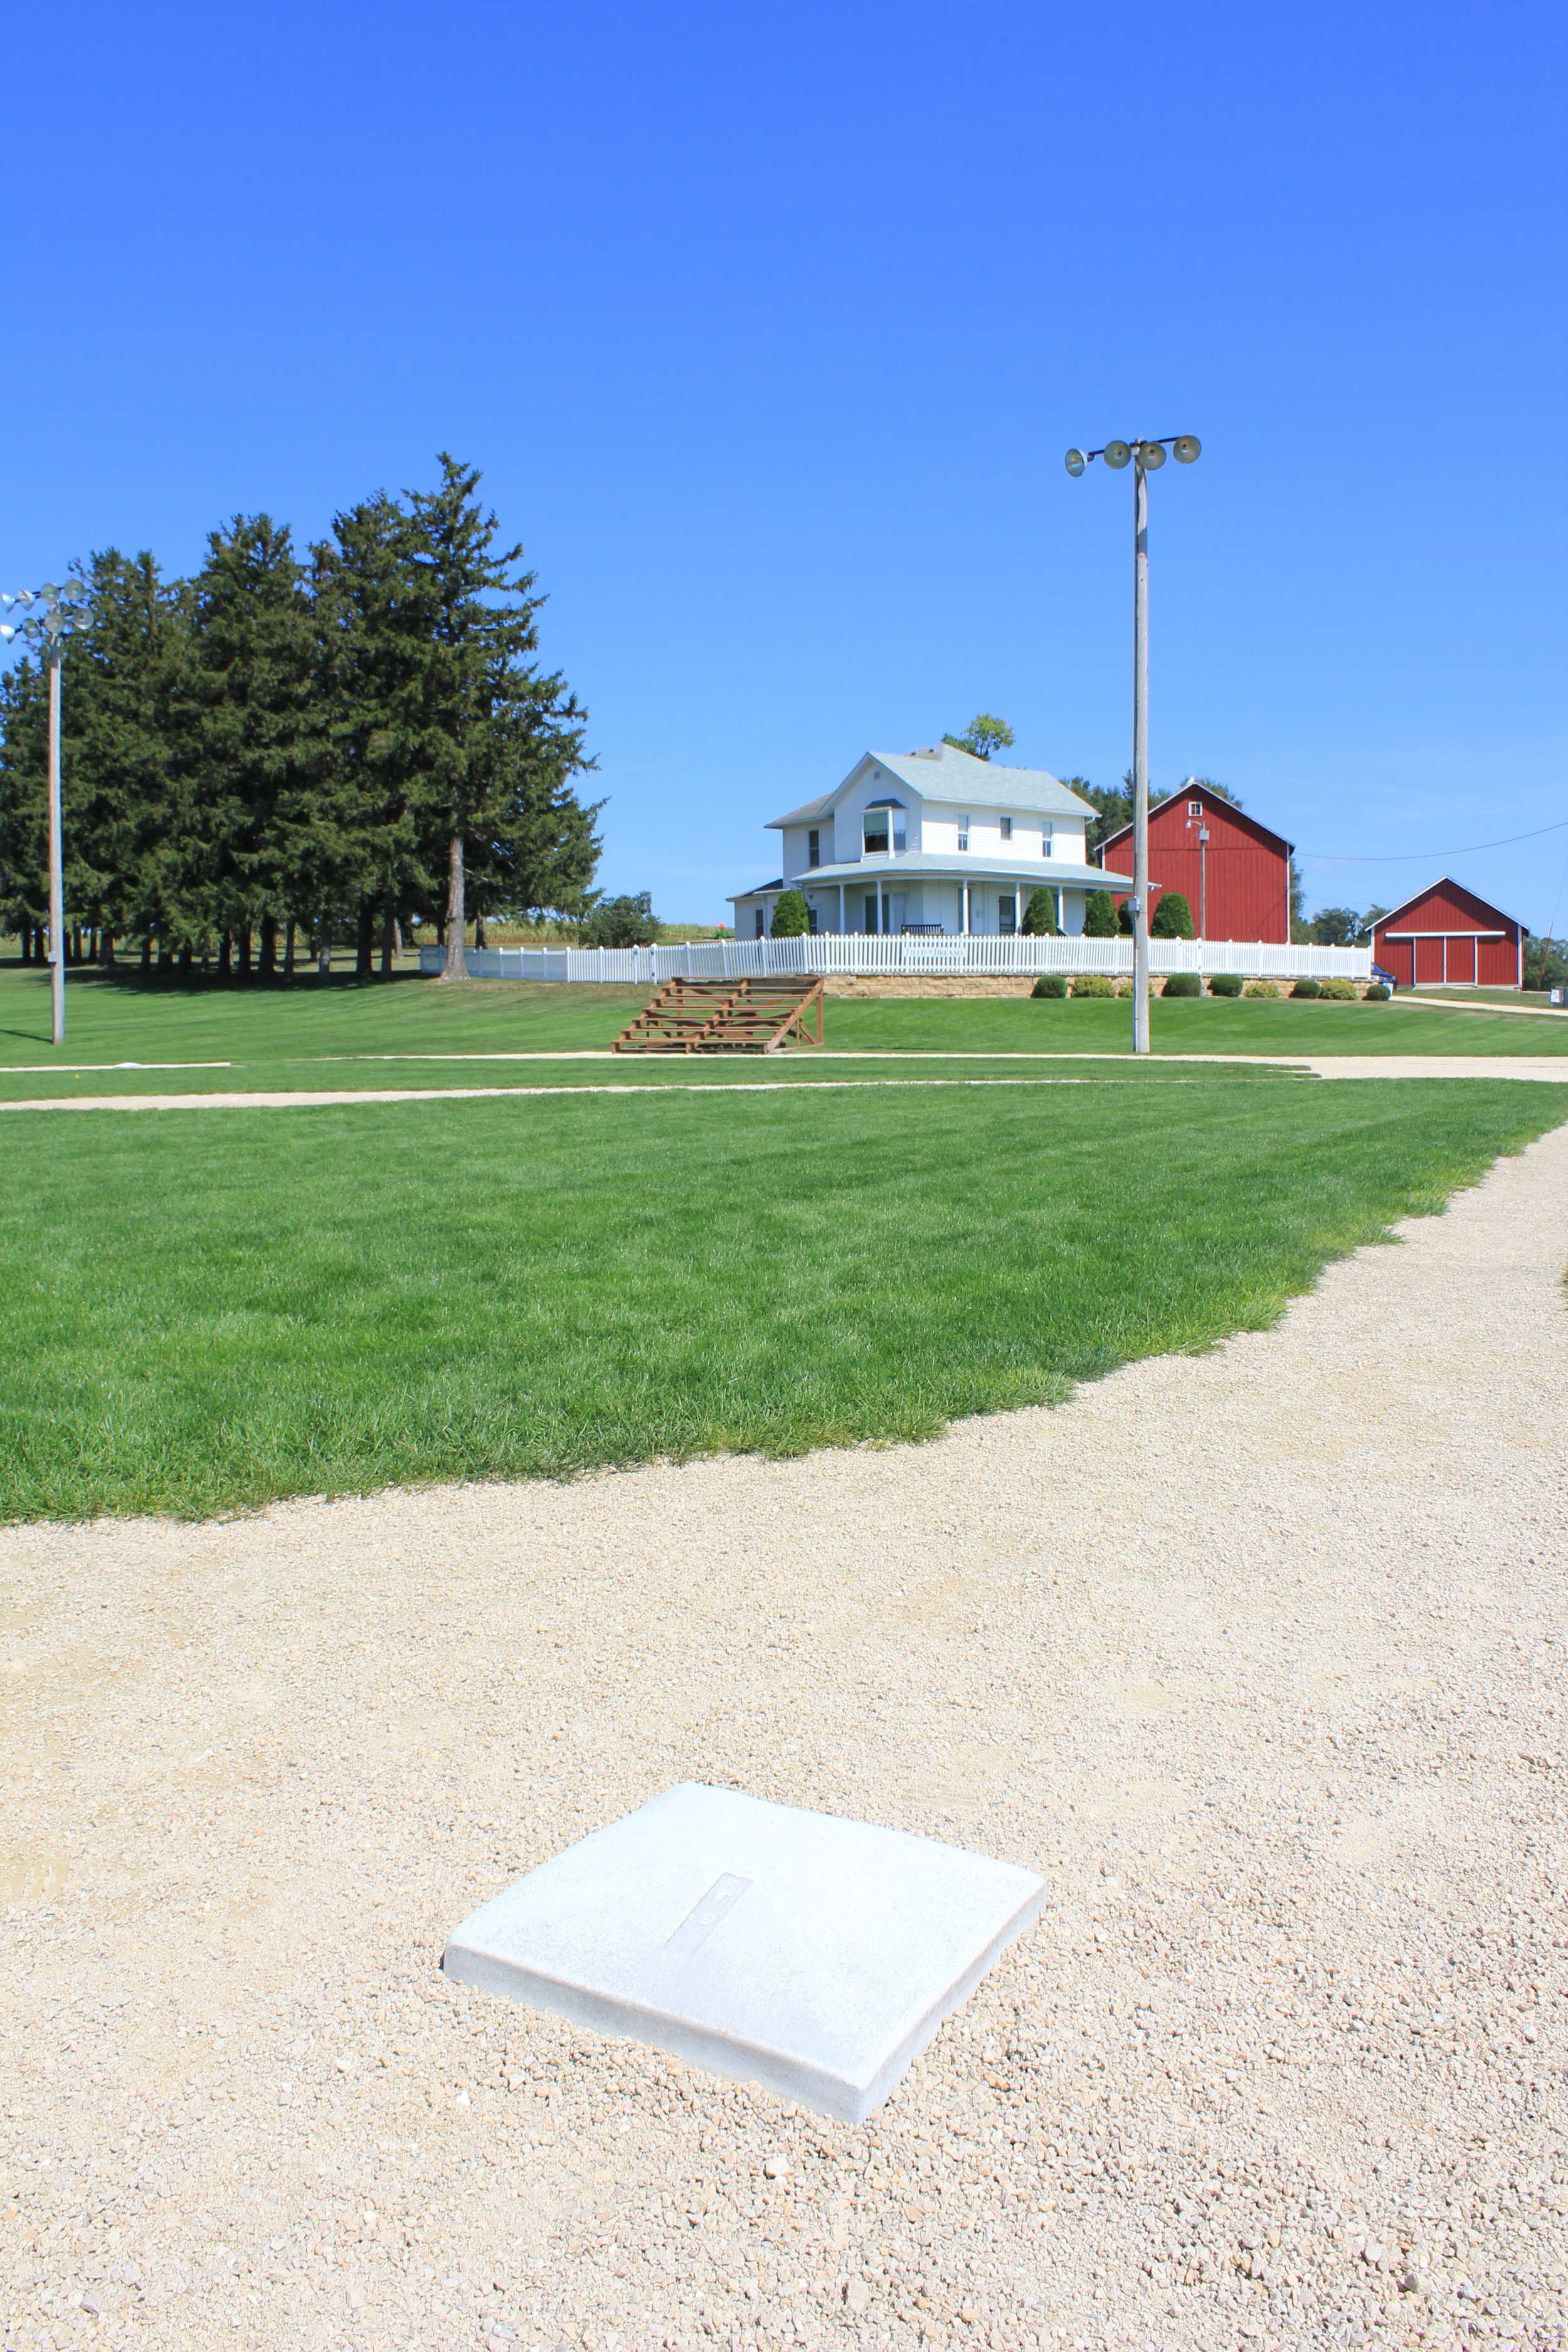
[
  {"xmin": 1371, "ymin": 878, "xmax": 1523, "ymax": 990},
  {"xmin": 1098, "ymin": 783, "xmax": 1293, "ymax": 942}
]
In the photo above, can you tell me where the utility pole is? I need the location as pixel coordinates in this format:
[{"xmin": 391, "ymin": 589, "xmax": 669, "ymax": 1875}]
[
  {"xmin": 1, "ymin": 578, "xmax": 90, "ymax": 1047},
  {"xmin": 1064, "ymin": 434, "xmax": 1202, "ymax": 1056}
]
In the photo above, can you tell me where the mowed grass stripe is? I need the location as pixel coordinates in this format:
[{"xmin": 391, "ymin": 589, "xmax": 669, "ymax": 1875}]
[{"xmin": 3, "ymin": 1081, "xmax": 1560, "ymax": 1523}]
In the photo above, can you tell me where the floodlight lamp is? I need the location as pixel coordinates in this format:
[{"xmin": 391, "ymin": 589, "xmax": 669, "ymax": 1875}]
[
  {"xmin": 1103, "ymin": 440, "xmax": 1131, "ymax": 469},
  {"xmin": 14, "ymin": 588, "xmax": 34, "ymax": 605},
  {"xmin": 39, "ymin": 583, "xmax": 58, "ymax": 600},
  {"xmin": 1173, "ymin": 435, "xmax": 1200, "ymax": 463},
  {"xmin": 0, "ymin": 624, "xmax": 14, "ymax": 642},
  {"xmin": 1140, "ymin": 440, "xmax": 1167, "ymax": 469},
  {"xmin": 1064, "ymin": 448, "xmax": 1086, "ymax": 477}
]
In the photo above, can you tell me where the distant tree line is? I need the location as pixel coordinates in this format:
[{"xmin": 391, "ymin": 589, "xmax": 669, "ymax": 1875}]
[{"xmin": 0, "ymin": 455, "xmax": 603, "ymax": 979}]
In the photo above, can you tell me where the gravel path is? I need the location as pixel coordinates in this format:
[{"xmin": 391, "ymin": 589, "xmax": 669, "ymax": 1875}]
[
  {"xmin": 3, "ymin": 1123, "xmax": 1565, "ymax": 2352},
  {"xmin": 3, "ymin": 1056, "xmax": 1567, "ymax": 1113}
]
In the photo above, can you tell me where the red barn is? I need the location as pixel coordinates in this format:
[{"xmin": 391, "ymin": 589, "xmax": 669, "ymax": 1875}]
[
  {"xmin": 1371, "ymin": 878, "xmax": 1523, "ymax": 989},
  {"xmin": 1099, "ymin": 783, "xmax": 1293, "ymax": 941}
]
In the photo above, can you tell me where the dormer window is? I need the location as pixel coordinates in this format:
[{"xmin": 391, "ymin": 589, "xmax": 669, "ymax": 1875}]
[{"xmin": 863, "ymin": 800, "xmax": 906, "ymax": 856}]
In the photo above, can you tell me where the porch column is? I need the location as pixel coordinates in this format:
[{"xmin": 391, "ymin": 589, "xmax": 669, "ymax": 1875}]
[
  {"xmin": 839, "ymin": 882, "xmax": 845, "ymax": 935},
  {"xmin": 961, "ymin": 881, "xmax": 970, "ymax": 935},
  {"xmin": 878, "ymin": 876, "xmax": 885, "ymax": 937}
]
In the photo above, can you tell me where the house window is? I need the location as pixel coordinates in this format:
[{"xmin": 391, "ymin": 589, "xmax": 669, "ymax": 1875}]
[
  {"xmin": 864, "ymin": 894, "xmax": 879, "ymax": 935},
  {"xmin": 892, "ymin": 808, "xmax": 906, "ymax": 852},
  {"xmin": 999, "ymin": 895, "xmax": 1017, "ymax": 935},
  {"xmin": 1187, "ymin": 799, "xmax": 1202, "ymax": 817},
  {"xmin": 1000, "ymin": 817, "xmax": 1012, "ymax": 842},
  {"xmin": 755, "ymin": 908, "xmax": 765, "ymax": 938},
  {"xmin": 1042, "ymin": 825, "xmax": 1054, "ymax": 857},
  {"xmin": 958, "ymin": 815, "xmax": 970, "ymax": 852},
  {"xmin": 807, "ymin": 829, "xmax": 820, "ymax": 868},
  {"xmin": 807, "ymin": 907, "xmax": 818, "ymax": 935},
  {"xmin": 863, "ymin": 808, "xmax": 890, "ymax": 856}
]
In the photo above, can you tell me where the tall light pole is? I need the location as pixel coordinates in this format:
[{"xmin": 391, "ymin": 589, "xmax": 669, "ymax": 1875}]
[
  {"xmin": 1065, "ymin": 434, "xmax": 1200, "ymax": 1053},
  {"xmin": 1, "ymin": 578, "xmax": 90, "ymax": 1045}
]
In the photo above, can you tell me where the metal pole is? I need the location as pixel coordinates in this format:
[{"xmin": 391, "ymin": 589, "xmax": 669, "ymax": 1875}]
[
  {"xmin": 48, "ymin": 647, "xmax": 65, "ymax": 1046},
  {"xmin": 1132, "ymin": 455, "xmax": 1150, "ymax": 1054}
]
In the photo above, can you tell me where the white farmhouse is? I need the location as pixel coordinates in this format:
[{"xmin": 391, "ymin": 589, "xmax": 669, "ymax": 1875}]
[{"xmin": 729, "ymin": 744, "xmax": 1110, "ymax": 940}]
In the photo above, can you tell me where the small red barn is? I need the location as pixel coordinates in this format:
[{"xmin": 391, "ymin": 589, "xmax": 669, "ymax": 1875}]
[
  {"xmin": 1371, "ymin": 878, "xmax": 1523, "ymax": 989},
  {"xmin": 1099, "ymin": 784, "xmax": 1293, "ymax": 942}
]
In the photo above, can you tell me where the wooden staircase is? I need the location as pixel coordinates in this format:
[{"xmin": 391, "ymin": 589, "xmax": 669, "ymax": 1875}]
[{"xmin": 611, "ymin": 975, "xmax": 825, "ymax": 1054}]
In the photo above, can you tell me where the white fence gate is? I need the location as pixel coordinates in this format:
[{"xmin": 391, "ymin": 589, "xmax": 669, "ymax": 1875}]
[{"xmin": 418, "ymin": 936, "xmax": 1373, "ymax": 983}]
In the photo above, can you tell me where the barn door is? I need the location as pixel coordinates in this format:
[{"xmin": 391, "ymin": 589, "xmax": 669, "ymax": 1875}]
[
  {"xmin": 1449, "ymin": 935, "xmax": 1476, "ymax": 984},
  {"xmin": 1415, "ymin": 937, "xmax": 1444, "ymax": 984}
]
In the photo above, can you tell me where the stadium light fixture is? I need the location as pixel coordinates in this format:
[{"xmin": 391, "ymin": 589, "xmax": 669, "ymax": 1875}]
[{"xmin": 1064, "ymin": 436, "xmax": 1201, "ymax": 1053}]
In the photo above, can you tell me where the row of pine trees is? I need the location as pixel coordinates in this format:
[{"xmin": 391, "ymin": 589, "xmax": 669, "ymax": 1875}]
[{"xmin": 0, "ymin": 455, "xmax": 602, "ymax": 975}]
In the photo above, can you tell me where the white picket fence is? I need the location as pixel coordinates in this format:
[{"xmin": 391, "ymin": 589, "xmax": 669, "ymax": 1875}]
[{"xmin": 419, "ymin": 935, "xmax": 1372, "ymax": 983}]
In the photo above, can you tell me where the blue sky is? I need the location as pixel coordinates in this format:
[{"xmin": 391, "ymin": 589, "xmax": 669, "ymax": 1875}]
[{"xmin": 3, "ymin": 1, "xmax": 1564, "ymax": 931}]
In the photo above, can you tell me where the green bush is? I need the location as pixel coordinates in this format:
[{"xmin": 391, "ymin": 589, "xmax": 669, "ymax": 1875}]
[
  {"xmin": 1162, "ymin": 971, "xmax": 1202, "ymax": 998},
  {"xmin": 1071, "ymin": 973, "xmax": 1116, "ymax": 999},
  {"xmin": 1031, "ymin": 973, "xmax": 1069, "ymax": 999},
  {"xmin": 1244, "ymin": 980, "xmax": 1281, "ymax": 999},
  {"xmin": 1320, "ymin": 977, "xmax": 1357, "ymax": 1001},
  {"xmin": 1021, "ymin": 887, "xmax": 1060, "ymax": 937},
  {"xmin": 770, "ymin": 889, "xmax": 810, "ymax": 939},
  {"xmin": 1364, "ymin": 982, "xmax": 1391, "ymax": 1002},
  {"xmin": 1151, "ymin": 891, "xmax": 1195, "ymax": 940},
  {"xmin": 1082, "ymin": 889, "xmax": 1120, "ymax": 938},
  {"xmin": 1209, "ymin": 972, "xmax": 1244, "ymax": 998},
  {"xmin": 1291, "ymin": 978, "xmax": 1322, "ymax": 999},
  {"xmin": 581, "ymin": 892, "xmax": 661, "ymax": 948}
]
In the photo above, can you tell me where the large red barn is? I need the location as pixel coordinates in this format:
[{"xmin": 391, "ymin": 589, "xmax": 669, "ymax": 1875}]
[
  {"xmin": 1370, "ymin": 878, "xmax": 1522, "ymax": 989},
  {"xmin": 1099, "ymin": 783, "xmax": 1293, "ymax": 941}
]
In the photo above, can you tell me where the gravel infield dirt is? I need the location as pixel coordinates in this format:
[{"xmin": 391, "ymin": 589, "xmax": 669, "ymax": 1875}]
[{"xmin": 3, "ymin": 1121, "xmax": 1565, "ymax": 2352}]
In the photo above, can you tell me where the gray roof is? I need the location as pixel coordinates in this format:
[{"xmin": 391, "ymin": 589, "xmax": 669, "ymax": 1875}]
[
  {"xmin": 768, "ymin": 744, "xmax": 1096, "ymax": 830},
  {"xmin": 768, "ymin": 851, "xmax": 1118, "ymax": 891}
]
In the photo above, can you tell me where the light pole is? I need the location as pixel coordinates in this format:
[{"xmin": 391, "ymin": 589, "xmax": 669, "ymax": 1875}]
[
  {"xmin": 1065, "ymin": 435, "xmax": 1200, "ymax": 1052},
  {"xmin": 1, "ymin": 578, "xmax": 90, "ymax": 1045}
]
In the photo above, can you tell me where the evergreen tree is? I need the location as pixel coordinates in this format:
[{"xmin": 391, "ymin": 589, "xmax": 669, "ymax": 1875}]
[
  {"xmin": 1082, "ymin": 888, "xmax": 1119, "ymax": 938},
  {"xmin": 1020, "ymin": 886, "xmax": 1059, "ymax": 936},
  {"xmin": 0, "ymin": 657, "xmax": 48, "ymax": 952}
]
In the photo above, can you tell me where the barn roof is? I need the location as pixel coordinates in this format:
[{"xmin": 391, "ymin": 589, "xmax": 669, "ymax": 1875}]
[
  {"xmin": 1098, "ymin": 786, "xmax": 1294, "ymax": 861},
  {"xmin": 1372, "ymin": 876, "xmax": 1522, "ymax": 932}
]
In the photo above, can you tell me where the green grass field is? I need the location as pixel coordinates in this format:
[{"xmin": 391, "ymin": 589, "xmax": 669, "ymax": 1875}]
[
  {"xmin": 3, "ymin": 1066, "xmax": 1561, "ymax": 1522},
  {"xmin": 1, "ymin": 961, "xmax": 1564, "ymax": 1102}
]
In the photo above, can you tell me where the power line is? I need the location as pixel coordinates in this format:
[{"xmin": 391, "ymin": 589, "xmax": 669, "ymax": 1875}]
[{"xmin": 1300, "ymin": 815, "xmax": 1568, "ymax": 864}]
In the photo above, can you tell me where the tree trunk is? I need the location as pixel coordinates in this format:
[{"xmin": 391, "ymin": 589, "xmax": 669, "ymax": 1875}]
[
  {"xmin": 475, "ymin": 911, "xmax": 488, "ymax": 950},
  {"xmin": 283, "ymin": 919, "xmax": 296, "ymax": 978},
  {"xmin": 178, "ymin": 942, "xmax": 193, "ymax": 977},
  {"xmin": 258, "ymin": 914, "xmax": 278, "ymax": 978},
  {"xmin": 141, "ymin": 937, "xmax": 152, "ymax": 972},
  {"xmin": 219, "ymin": 931, "xmax": 233, "ymax": 979},
  {"xmin": 380, "ymin": 896, "xmax": 396, "ymax": 977},
  {"xmin": 19, "ymin": 928, "xmax": 31, "ymax": 965},
  {"xmin": 158, "ymin": 940, "xmax": 171, "ymax": 973},
  {"xmin": 439, "ymin": 832, "xmax": 469, "ymax": 982},
  {"xmin": 356, "ymin": 900, "xmax": 375, "ymax": 977},
  {"xmin": 239, "ymin": 926, "xmax": 253, "ymax": 979},
  {"xmin": 318, "ymin": 919, "xmax": 332, "ymax": 980},
  {"xmin": 102, "ymin": 933, "xmax": 116, "ymax": 967}
]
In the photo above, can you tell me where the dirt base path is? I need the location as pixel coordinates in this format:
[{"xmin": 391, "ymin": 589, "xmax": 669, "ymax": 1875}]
[{"xmin": 3, "ymin": 1126, "xmax": 1566, "ymax": 2352}]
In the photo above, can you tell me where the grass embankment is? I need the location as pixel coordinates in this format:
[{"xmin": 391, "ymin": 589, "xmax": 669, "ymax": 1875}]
[
  {"xmin": 2, "ymin": 1078, "xmax": 1560, "ymax": 1522},
  {"xmin": 0, "ymin": 963, "xmax": 1564, "ymax": 1102}
]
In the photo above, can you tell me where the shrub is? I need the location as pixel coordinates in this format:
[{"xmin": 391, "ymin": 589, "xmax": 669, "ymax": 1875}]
[
  {"xmin": 1082, "ymin": 889, "xmax": 1120, "ymax": 939},
  {"xmin": 1320, "ymin": 976, "xmax": 1357, "ymax": 1000},
  {"xmin": 1364, "ymin": 981, "xmax": 1391, "ymax": 1002},
  {"xmin": 1031, "ymin": 973, "xmax": 1068, "ymax": 999},
  {"xmin": 1115, "ymin": 980, "xmax": 1135, "ymax": 998},
  {"xmin": 1151, "ymin": 891, "xmax": 1195, "ymax": 940},
  {"xmin": 769, "ymin": 889, "xmax": 810, "ymax": 939},
  {"xmin": 1244, "ymin": 980, "xmax": 1281, "ymax": 999},
  {"xmin": 1071, "ymin": 972, "xmax": 1116, "ymax": 999},
  {"xmin": 1209, "ymin": 972, "xmax": 1244, "ymax": 998},
  {"xmin": 1021, "ymin": 887, "xmax": 1061, "ymax": 937},
  {"xmin": 1162, "ymin": 971, "xmax": 1202, "ymax": 998},
  {"xmin": 1291, "ymin": 977, "xmax": 1322, "ymax": 999},
  {"xmin": 581, "ymin": 892, "xmax": 660, "ymax": 947}
]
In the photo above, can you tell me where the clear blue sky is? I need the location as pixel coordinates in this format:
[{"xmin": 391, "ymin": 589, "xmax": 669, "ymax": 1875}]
[{"xmin": 3, "ymin": 1, "xmax": 1564, "ymax": 931}]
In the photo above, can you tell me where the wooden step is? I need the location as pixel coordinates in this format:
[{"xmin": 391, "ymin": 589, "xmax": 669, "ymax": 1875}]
[{"xmin": 612, "ymin": 976, "xmax": 825, "ymax": 1054}]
